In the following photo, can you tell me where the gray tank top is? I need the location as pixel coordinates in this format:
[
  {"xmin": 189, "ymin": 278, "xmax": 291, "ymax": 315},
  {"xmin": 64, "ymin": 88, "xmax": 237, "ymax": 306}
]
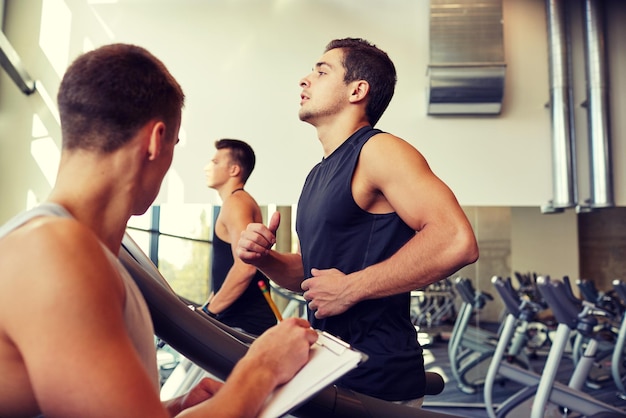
[{"xmin": 0, "ymin": 203, "xmax": 159, "ymax": 391}]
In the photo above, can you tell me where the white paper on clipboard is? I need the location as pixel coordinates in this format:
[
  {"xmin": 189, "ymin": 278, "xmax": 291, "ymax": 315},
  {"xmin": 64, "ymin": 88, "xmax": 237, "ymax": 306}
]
[{"xmin": 258, "ymin": 330, "xmax": 368, "ymax": 418}]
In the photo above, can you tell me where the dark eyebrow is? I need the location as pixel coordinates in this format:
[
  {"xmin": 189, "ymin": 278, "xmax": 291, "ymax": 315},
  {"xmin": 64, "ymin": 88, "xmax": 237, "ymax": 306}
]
[{"xmin": 314, "ymin": 61, "xmax": 333, "ymax": 71}]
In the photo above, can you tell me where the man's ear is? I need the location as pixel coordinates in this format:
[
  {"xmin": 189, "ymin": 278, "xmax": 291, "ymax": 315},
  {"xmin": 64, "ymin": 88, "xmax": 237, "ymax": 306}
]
[
  {"xmin": 146, "ymin": 121, "xmax": 166, "ymax": 161},
  {"xmin": 349, "ymin": 80, "xmax": 370, "ymax": 103},
  {"xmin": 229, "ymin": 163, "xmax": 242, "ymax": 178}
]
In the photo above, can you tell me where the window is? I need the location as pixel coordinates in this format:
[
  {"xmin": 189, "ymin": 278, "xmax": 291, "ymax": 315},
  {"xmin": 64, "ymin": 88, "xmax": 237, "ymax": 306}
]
[{"xmin": 127, "ymin": 204, "xmax": 214, "ymax": 304}]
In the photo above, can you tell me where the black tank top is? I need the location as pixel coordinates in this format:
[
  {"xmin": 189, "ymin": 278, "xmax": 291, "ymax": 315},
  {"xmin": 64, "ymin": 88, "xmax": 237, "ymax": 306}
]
[
  {"xmin": 296, "ymin": 126, "xmax": 425, "ymax": 401},
  {"xmin": 211, "ymin": 229, "xmax": 276, "ymax": 336}
]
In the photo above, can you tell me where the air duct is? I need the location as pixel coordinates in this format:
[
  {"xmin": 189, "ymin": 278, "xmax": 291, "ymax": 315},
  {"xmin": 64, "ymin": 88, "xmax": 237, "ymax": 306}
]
[
  {"xmin": 427, "ymin": 0, "xmax": 506, "ymax": 115},
  {"xmin": 542, "ymin": 0, "xmax": 577, "ymax": 213},
  {"xmin": 582, "ymin": 0, "xmax": 613, "ymax": 209},
  {"xmin": 543, "ymin": 0, "xmax": 613, "ymax": 213}
]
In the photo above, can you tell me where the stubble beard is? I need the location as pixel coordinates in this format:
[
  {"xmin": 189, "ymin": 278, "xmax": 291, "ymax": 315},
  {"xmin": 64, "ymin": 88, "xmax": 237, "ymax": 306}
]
[
  {"xmin": 298, "ymin": 106, "xmax": 313, "ymax": 123},
  {"xmin": 298, "ymin": 104, "xmax": 334, "ymax": 125}
]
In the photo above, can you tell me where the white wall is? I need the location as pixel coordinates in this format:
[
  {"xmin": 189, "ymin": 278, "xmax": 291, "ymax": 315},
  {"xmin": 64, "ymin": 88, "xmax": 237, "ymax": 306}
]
[{"xmin": 0, "ymin": 0, "xmax": 624, "ymax": 221}]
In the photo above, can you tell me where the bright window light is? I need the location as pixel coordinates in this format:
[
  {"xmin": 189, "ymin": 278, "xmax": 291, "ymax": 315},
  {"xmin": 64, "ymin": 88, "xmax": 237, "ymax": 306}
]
[{"xmin": 39, "ymin": 0, "xmax": 72, "ymax": 78}]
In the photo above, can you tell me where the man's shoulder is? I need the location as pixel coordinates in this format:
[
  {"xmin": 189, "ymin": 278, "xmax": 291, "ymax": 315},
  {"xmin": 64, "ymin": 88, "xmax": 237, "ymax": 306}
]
[
  {"xmin": 3, "ymin": 215, "xmax": 92, "ymax": 250},
  {"xmin": 1, "ymin": 215, "xmax": 73, "ymax": 251},
  {"xmin": 0, "ymin": 215, "xmax": 123, "ymax": 324},
  {"xmin": 222, "ymin": 192, "xmax": 263, "ymax": 221},
  {"xmin": 365, "ymin": 130, "xmax": 407, "ymax": 145},
  {"xmin": 361, "ymin": 132, "xmax": 422, "ymax": 162},
  {"xmin": 0, "ymin": 216, "xmax": 114, "ymax": 290}
]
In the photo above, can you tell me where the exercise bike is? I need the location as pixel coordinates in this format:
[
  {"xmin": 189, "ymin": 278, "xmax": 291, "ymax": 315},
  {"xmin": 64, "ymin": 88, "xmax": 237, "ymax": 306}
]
[{"xmin": 484, "ymin": 275, "xmax": 626, "ymax": 418}]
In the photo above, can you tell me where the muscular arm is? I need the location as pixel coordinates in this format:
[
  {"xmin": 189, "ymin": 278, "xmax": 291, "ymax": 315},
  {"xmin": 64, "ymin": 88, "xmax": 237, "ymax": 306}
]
[
  {"xmin": 250, "ymin": 250, "xmax": 305, "ymax": 293},
  {"xmin": 302, "ymin": 133, "xmax": 479, "ymax": 318},
  {"xmin": 237, "ymin": 211, "xmax": 305, "ymax": 292},
  {"xmin": 207, "ymin": 196, "xmax": 264, "ymax": 314}
]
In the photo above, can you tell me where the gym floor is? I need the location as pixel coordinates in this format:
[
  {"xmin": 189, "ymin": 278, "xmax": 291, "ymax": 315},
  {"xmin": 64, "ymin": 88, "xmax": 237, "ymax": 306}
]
[{"xmin": 420, "ymin": 324, "xmax": 626, "ymax": 418}]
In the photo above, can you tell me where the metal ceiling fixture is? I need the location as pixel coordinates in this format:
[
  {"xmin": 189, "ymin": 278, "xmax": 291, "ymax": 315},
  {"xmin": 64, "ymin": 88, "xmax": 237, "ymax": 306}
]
[
  {"xmin": 427, "ymin": 0, "xmax": 506, "ymax": 115},
  {"xmin": 543, "ymin": 0, "xmax": 613, "ymax": 213}
]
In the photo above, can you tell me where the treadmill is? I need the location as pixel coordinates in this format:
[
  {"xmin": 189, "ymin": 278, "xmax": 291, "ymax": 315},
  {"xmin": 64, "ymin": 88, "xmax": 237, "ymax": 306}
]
[{"xmin": 119, "ymin": 233, "xmax": 462, "ymax": 418}]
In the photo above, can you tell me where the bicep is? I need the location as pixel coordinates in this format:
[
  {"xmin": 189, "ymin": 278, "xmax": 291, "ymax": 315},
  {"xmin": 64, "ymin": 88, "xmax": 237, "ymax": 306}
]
[
  {"xmin": 364, "ymin": 136, "xmax": 468, "ymax": 231},
  {"xmin": 223, "ymin": 202, "xmax": 261, "ymax": 274},
  {"xmin": 222, "ymin": 198, "xmax": 258, "ymax": 245}
]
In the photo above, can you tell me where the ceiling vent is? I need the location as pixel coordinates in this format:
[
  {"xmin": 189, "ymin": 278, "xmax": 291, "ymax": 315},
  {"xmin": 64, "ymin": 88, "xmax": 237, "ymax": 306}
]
[{"xmin": 427, "ymin": 0, "xmax": 505, "ymax": 115}]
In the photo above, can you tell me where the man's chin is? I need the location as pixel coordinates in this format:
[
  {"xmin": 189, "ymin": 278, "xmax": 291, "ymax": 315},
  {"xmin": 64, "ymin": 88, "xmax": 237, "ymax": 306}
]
[{"xmin": 298, "ymin": 112, "xmax": 312, "ymax": 123}]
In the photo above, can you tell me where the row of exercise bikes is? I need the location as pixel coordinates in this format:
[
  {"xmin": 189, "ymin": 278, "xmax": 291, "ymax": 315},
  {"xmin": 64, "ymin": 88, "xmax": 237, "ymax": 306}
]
[{"xmin": 434, "ymin": 272, "xmax": 626, "ymax": 418}]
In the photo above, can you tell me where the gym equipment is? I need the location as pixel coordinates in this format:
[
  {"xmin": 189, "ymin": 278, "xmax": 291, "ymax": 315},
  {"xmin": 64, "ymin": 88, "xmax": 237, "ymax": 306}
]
[
  {"xmin": 411, "ymin": 278, "xmax": 457, "ymax": 329},
  {"xmin": 513, "ymin": 271, "xmax": 545, "ymax": 307},
  {"xmin": 269, "ymin": 281, "xmax": 307, "ymax": 319},
  {"xmin": 570, "ymin": 278, "xmax": 624, "ymax": 389},
  {"xmin": 449, "ymin": 277, "xmax": 530, "ymax": 394},
  {"xmin": 411, "ymin": 278, "xmax": 457, "ymax": 347},
  {"xmin": 612, "ymin": 279, "xmax": 626, "ymax": 399},
  {"xmin": 448, "ymin": 277, "xmax": 498, "ymax": 394},
  {"xmin": 119, "ymin": 233, "xmax": 460, "ymax": 418},
  {"xmin": 484, "ymin": 275, "xmax": 626, "ymax": 418},
  {"xmin": 484, "ymin": 276, "xmax": 546, "ymax": 418},
  {"xmin": 578, "ymin": 278, "xmax": 625, "ymax": 319}
]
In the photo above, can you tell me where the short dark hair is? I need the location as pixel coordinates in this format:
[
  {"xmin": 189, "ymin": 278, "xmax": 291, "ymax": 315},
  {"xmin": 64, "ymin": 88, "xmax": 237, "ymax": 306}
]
[
  {"xmin": 325, "ymin": 38, "xmax": 396, "ymax": 126},
  {"xmin": 57, "ymin": 43, "xmax": 185, "ymax": 152},
  {"xmin": 215, "ymin": 139, "xmax": 256, "ymax": 183}
]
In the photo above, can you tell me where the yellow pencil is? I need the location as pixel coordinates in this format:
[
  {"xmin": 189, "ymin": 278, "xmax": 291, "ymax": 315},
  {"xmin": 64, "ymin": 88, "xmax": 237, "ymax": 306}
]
[{"xmin": 258, "ymin": 280, "xmax": 283, "ymax": 322}]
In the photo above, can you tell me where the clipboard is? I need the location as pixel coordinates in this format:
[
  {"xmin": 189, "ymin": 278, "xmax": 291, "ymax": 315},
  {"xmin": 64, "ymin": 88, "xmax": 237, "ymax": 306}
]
[{"xmin": 258, "ymin": 330, "xmax": 368, "ymax": 418}]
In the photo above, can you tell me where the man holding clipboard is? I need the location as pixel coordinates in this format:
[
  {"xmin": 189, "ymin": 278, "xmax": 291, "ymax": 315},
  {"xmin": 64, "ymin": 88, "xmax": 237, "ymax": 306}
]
[{"xmin": 257, "ymin": 329, "xmax": 368, "ymax": 418}]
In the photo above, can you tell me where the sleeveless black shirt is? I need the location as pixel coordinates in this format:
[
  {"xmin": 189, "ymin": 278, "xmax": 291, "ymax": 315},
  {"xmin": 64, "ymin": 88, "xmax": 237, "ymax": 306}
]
[
  {"xmin": 296, "ymin": 126, "xmax": 425, "ymax": 401},
  {"xmin": 211, "ymin": 228, "xmax": 276, "ymax": 336}
]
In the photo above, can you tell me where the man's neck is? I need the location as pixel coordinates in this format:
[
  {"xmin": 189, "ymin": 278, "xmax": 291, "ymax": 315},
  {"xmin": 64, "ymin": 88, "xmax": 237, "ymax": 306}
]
[
  {"xmin": 48, "ymin": 153, "xmax": 137, "ymax": 253},
  {"xmin": 45, "ymin": 192, "xmax": 129, "ymax": 255},
  {"xmin": 316, "ymin": 120, "xmax": 370, "ymax": 157},
  {"xmin": 216, "ymin": 182, "xmax": 245, "ymax": 202}
]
